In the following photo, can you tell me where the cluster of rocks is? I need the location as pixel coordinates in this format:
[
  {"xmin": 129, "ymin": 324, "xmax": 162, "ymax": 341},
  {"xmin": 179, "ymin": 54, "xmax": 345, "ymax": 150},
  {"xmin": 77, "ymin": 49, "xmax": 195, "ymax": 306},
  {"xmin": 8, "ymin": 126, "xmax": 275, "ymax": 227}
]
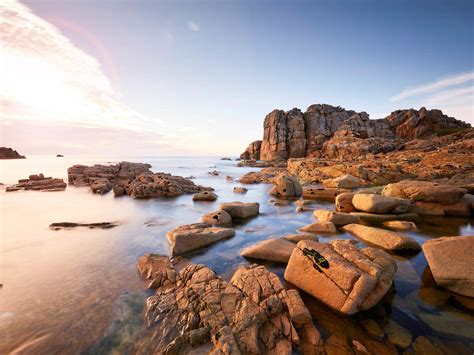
[
  {"xmin": 167, "ymin": 202, "xmax": 260, "ymax": 256},
  {"xmin": 49, "ymin": 222, "xmax": 117, "ymax": 230},
  {"xmin": 136, "ymin": 254, "xmax": 322, "ymax": 354},
  {"xmin": 6, "ymin": 173, "xmax": 66, "ymax": 192},
  {"xmin": 67, "ymin": 161, "xmax": 212, "ymax": 198},
  {"xmin": 240, "ymin": 104, "xmax": 470, "ymax": 161},
  {"xmin": 0, "ymin": 147, "xmax": 25, "ymax": 159}
]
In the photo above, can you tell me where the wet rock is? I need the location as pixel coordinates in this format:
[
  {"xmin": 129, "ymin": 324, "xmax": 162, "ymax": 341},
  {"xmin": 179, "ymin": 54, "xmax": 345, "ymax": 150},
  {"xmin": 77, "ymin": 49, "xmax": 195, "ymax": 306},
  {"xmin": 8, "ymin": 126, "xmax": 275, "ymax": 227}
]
[
  {"xmin": 299, "ymin": 221, "xmax": 337, "ymax": 234},
  {"xmin": 411, "ymin": 336, "xmax": 444, "ymax": 355},
  {"xmin": 284, "ymin": 234, "xmax": 319, "ymax": 243},
  {"xmin": 6, "ymin": 174, "xmax": 66, "ymax": 192},
  {"xmin": 90, "ymin": 178, "xmax": 112, "ymax": 194},
  {"xmin": 192, "ymin": 191, "xmax": 218, "ymax": 201},
  {"xmin": 303, "ymin": 186, "xmax": 350, "ymax": 201},
  {"xmin": 382, "ymin": 221, "xmax": 417, "ymax": 231},
  {"xmin": 269, "ymin": 174, "xmax": 302, "ymax": 198},
  {"xmin": 233, "ymin": 187, "xmax": 248, "ymax": 194},
  {"xmin": 166, "ymin": 223, "xmax": 235, "ymax": 256},
  {"xmin": 382, "ymin": 180, "xmax": 466, "ymax": 205},
  {"xmin": 352, "ymin": 193, "xmax": 411, "ymax": 214},
  {"xmin": 241, "ymin": 238, "xmax": 295, "ymax": 263},
  {"xmin": 342, "ymin": 224, "xmax": 421, "ymax": 251},
  {"xmin": 422, "ymin": 236, "xmax": 474, "ymax": 297},
  {"xmin": 313, "ymin": 210, "xmax": 360, "ymax": 226},
  {"xmin": 361, "ymin": 319, "xmax": 384, "ymax": 339},
  {"xmin": 350, "ymin": 212, "xmax": 419, "ymax": 222},
  {"xmin": 384, "ymin": 319, "xmax": 412, "ymax": 349},
  {"xmin": 200, "ymin": 210, "xmax": 232, "ymax": 227},
  {"xmin": 0, "ymin": 147, "xmax": 25, "ymax": 159},
  {"xmin": 324, "ymin": 333, "xmax": 354, "ymax": 354},
  {"xmin": 284, "ymin": 240, "xmax": 397, "ymax": 314},
  {"xmin": 49, "ymin": 222, "xmax": 117, "ymax": 230},
  {"xmin": 220, "ymin": 202, "xmax": 260, "ymax": 218},
  {"xmin": 138, "ymin": 258, "xmax": 316, "ymax": 353},
  {"xmin": 418, "ymin": 312, "xmax": 474, "ymax": 340},
  {"xmin": 418, "ymin": 288, "xmax": 450, "ymax": 307},
  {"xmin": 323, "ymin": 174, "xmax": 362, "ymax": 189},
  {"xmin": 452, "ymin": 294, "xmax": 474, "ymax": 311},
  {"xmin": 410, "ymin": 198, "xmax": 472, "ymax": 217},
  {"xmin": 335, "ymin": 192, "xmax": 357, "ymax": 213}
]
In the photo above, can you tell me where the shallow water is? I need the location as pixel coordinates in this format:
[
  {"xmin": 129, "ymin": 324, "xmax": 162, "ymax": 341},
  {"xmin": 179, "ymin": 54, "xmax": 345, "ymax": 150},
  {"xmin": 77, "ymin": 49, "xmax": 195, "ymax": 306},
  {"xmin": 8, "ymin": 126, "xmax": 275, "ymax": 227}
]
[{"xmin": 0, "ymin": 156, "xmax": 473, "ymax": 354}]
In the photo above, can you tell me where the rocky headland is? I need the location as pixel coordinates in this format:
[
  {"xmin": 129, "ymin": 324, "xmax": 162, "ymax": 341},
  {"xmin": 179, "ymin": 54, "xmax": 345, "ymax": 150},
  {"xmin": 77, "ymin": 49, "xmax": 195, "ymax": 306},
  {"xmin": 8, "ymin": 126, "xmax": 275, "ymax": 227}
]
[{"xmin": 0, "ymin": 147, "xmax": 26, "ymax": 159}]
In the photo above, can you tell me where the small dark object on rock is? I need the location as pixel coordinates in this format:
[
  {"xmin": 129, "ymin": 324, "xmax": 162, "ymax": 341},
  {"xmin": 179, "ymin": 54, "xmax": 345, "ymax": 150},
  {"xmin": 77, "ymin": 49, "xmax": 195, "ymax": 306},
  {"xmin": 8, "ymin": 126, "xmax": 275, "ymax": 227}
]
[{"xmin": 50, "ymin": 222, "xmax": 118, "ymax": 230}]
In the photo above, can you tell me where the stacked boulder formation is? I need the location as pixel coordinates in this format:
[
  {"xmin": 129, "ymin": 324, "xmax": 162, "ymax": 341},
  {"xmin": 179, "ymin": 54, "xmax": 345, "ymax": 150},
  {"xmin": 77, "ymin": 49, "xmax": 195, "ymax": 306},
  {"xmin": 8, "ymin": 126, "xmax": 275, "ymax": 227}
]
[{"xmin": 6, "ymin": 173, "xmax": 66, "ymax": 192}]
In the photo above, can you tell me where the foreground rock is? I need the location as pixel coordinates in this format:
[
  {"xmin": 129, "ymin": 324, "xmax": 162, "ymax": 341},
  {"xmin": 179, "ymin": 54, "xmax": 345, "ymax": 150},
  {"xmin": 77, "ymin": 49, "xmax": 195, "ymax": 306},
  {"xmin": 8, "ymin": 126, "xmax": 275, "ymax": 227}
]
[
  {"xmin": 284, "ymin": 239, "xmax": 397, "ymax": 314},
  {"xmin": 284, "ymin": 234, "xmax": 320, "ymax": 243},
  {"xmin": 422, "ymin": 236, "xmax": 474, "ymax": 297},
  {"xmin": 138, "ymin": 255, "xmax": 321, "ymax": 353},
  {"xmin": 342, "ymin": 224, "xmax": 421, "ymax": 251},
  {"xmin": 313, "ymin": 210, "xmax": 360, "ymax": 226},
  {"xmin": 50, "ymin": 222, "xmax": 117, "ymax": 230},
  {"xmin": 241, "ymin": 238, "xmax": 296, "ymax": 263},
  {"xmin": 6, "ymin": 174, "xmax": 66, "ymax": 192},
  {"xmin": 0, "ymin": 147, "xmax": 25, "ymax": 159},
  {"xmin": 383, "ymin": 220, "xmax": 417, "ymax": 231},
  {"xmin": 166, "ymin": 223, "xmax": 235, "ymax": 256},
  {"xmin": 192, "ymin": 191, "xmax": 218, "ymax": 201},
  {"xmin": 220, "ymin": 202, "xmax": 260, "ymax": 218},
  {"xmin": 299, "ymin": 221, "xmax": 337, "ymax": 234},
  {"xmin": 199, "ymin": 210, "xmax": 232, "ymax": 227},
  {"xmin": 352, "ymin": 193, "xmax": 411, "ymax": 214},
  {"xmin": 269, "ymin": 174, "xmax": 302, "ymax": 198}
]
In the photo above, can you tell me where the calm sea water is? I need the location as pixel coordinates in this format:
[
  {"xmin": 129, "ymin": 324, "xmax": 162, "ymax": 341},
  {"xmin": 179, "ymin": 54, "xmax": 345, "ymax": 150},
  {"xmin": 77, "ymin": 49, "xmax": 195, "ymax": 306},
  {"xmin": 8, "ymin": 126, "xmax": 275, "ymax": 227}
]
[{"xmin": 0, "ymin": 156, "xmax": 473, "ymax": 354}]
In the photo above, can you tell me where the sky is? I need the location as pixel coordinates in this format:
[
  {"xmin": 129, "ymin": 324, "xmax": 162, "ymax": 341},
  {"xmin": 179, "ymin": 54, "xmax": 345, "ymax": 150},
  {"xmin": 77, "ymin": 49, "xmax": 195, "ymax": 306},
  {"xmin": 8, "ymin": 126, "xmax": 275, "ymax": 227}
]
[{"xmin": 0, "ymin": 0, "xmax": 473, "ymax": 156}]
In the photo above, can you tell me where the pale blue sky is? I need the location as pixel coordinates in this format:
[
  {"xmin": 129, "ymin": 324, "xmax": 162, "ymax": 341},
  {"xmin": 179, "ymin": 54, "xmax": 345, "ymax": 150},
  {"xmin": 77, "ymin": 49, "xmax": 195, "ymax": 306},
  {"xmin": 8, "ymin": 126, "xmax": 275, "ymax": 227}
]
[{"xmin": 2, "ymin": 0, "xmax": 473, "ymax": 155}]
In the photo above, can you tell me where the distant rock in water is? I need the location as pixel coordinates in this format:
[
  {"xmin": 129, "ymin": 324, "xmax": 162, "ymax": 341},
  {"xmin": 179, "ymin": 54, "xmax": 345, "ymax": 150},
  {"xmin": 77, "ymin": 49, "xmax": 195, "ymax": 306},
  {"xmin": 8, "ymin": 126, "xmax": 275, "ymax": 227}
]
[
  {"xmin": 56, "ymin": 154, "xmax": 64, "ymax": 157},
  {"xmin": 241, "ymin": 104, "xmax": 470, "ymax": 161},
  {"xmin": 50, "ymin": 222, "xmax": 117, "ymax": 230},
  {"xmin": 0, "ymin": 147, "xmax": 25, "ymax": 159},
  {"xmin": 6, "ymin": 173, "xmax": 66, "ymax": 192}
]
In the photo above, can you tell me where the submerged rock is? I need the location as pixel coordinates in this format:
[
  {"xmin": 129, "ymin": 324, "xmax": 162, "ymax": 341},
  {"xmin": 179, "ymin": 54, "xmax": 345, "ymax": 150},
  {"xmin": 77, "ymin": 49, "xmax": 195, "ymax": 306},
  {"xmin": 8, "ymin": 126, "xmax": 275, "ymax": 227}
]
[
  {"xmin": 342, "ymin": 224, "xmax": 421, "ymax": 251},
  {"xmin": 352, "ymin": 193, "xmax": 411, "ymax": 214},
  {"xmin": 241, "ymin": 238, "xmax": 296, "ymax": 263},
  {"xmin": 284, "ymin": 234, "xmax": 320, "ymax": 243},
  {"xmin": 138, "ymin": 256, "xmax": 320, "ymax": 354},
  {"xmin": 422, "ymin": 236, "xmax": 474, "ymax": 297},
  {"xmin": 382, "ymin": 220, "xmax": 417, "ymax": 231},
  {"xmin": 269, "ymin": 174, "xmax": 303, "ymax": 198},
  {"xmin": 284, "ymin": 239, "xmax": 397, "ymax": 314},
  {"xmin": 199, "ymin": 210, "xmax": 232, "ymax": 227},
  {"xmin": 49, "ymin": 222, "xmax": 117, "ymax": 230},
  {"xmin": 6, "ymin": 174, "xmax": 66, "ymax": 192},
  {"xmin": 384, "ymin": 319, "xmax": 412, "ymax": 349},
  {"xmin": 192, "ymin": 191, "xmax": 218, "ymax": 201},
  {"xmin": 220, "ymin": 202, "xmax": 260, "ymax": 218},
  {"xmin": 166, "ymin": 222, "xmax": 235, "ymax": 256}
]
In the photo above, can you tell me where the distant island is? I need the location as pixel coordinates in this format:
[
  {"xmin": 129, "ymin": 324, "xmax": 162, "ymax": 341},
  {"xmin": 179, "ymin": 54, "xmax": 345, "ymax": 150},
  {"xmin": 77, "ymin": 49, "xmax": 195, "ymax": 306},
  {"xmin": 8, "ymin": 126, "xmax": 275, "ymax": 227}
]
[{"xmin": 0, "ymin": 147, "xmax": 26, "ymax": 159}]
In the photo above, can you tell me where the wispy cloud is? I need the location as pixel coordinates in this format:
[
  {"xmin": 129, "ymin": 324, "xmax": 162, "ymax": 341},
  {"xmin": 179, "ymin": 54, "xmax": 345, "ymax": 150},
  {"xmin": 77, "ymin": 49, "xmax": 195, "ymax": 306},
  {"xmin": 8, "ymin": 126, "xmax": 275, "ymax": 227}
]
[
  {"xmin": 187, "ymin": 20, "xmax": 200, "ymax": 32},
  {"xmin": 390, "ymin": 71, "xmax": 474, "ymax": 101}
]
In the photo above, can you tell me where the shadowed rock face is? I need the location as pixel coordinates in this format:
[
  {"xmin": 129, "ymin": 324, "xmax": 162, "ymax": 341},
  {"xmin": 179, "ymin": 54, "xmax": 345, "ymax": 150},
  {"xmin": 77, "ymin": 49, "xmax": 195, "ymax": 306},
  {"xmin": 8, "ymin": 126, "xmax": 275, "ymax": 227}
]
[
  {"xmin": 0, "ymin": 147, "xmax": 25, "ymax": 159},
  {"xmin": 242, "ymin": 104, "xmax": 470, "ymax": 161},
  {"xmin": 240, "ymin": 140, "xmax": 262, "ymax": 160}
]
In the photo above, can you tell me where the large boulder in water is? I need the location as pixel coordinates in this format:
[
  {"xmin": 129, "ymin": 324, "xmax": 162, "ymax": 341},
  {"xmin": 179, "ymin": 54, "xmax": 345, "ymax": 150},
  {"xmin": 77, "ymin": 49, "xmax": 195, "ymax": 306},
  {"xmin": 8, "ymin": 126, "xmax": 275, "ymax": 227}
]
[
  {"xmin": 422, "ymin": 236, "xmax": 474, "ymax": 297},
  {"xmin": 284, "ymin": 240, "xmax": 397, "ymax": 314},
  {"xmin": 199, "ymin": 210, "xmax": 232, "ymax": 227},
  {"xmin": 220, "ymin": 202, "xmax": 260, "ymax": 218},
  {"xmin": 269, "ymin": 174, "xmax": 302, "ymax": 198}
]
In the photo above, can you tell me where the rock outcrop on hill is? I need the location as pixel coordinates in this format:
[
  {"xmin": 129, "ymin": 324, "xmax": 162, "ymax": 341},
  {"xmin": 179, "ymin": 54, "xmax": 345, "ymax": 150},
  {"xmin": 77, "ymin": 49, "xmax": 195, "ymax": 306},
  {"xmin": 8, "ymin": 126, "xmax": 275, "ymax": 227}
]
[
  {"xmin": 241, "ymin": 104, "xmax": 470, "ymax": 161},
  {"xmin": 0, "ymin": 147, "xmax": 25, "ymax": 159}
]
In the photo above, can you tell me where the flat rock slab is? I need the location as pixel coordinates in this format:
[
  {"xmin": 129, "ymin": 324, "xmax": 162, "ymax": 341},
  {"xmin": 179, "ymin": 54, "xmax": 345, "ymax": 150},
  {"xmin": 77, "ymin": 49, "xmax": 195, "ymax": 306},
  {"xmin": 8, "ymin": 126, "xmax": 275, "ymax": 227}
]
[
  {"xmin": 284, "ymin": 234, "xmax": 320, "ymax": 243},
  {"xmin": 383, "ymin": 221, "xmax": 417, "ymax": 231},
  {"xmin": 382, "ymin": 180, "xmax": 467, "ymax": 205},
  {"xmin": 350, "ymin": 212, "xmax": 419, "ymax": 222},
  {"xmin": 7, "ymin": 174, "xmax": 66, "ymax": 192},
  {"xmin": 342, "ymin": 224, "xmax": 421, "ymax": 251},
  {"xmin": 422, "ymin": 236, "xmax": 474, "ymax": 297},
  {"xmin": 241, "ymin": 238, "xmax": 296, "ymax": 263},
  {"xmin": 166, "ymin": 222, "xmax": 235, "ymax": 256},
  {"xmin": 352, "ymin": 193, "xmax": 411, "ymax": 214},
  {"xmin": 299, "ymin": 221, "xmax": 337, "ymax": 234},
  {"xmin": 303, "ymin": 187, "xmax": 350, "ymax": 201},
  {"xmin": 284, "ymin": 239, "xmax": 397, "ymax": 314},
  {"xmin": 50, "ymin": 222, "xmax": 117, "ymax": 230},
  {"xmin": 313, "ymin": 210, "xmax": 360, "ymax": 226},
  {"xmin": 220, "ymin": 202, "xmax": 260, "ymax": 218}
]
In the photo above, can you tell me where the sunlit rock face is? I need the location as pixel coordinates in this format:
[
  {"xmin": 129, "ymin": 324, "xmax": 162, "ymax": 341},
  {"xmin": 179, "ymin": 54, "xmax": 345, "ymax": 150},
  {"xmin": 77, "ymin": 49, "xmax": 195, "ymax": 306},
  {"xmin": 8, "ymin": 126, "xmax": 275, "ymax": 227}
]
[{"xmin": 243, "ymin": 104, "xmax": 471, "ymax": 161}]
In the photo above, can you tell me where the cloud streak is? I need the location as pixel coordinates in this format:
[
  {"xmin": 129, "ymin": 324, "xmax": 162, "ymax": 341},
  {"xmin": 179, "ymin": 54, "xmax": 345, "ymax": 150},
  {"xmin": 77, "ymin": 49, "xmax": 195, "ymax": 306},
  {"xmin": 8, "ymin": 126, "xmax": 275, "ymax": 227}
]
[{"xmin": 390, "ymin": 71, "xmax": 474, "ymax": 101}]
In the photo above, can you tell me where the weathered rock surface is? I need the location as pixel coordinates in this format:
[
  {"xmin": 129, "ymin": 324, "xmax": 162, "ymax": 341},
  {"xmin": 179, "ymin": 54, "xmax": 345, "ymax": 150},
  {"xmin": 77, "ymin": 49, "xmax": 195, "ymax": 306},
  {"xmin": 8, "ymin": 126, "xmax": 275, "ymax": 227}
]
[
  {"xmin": 352, "ymin": 193, "xmax": 411, "ymax": 214},
  {"xmin": 313, "ymin": 210, "xmax": 360, "ymax": 226},
  {"xmin": 49, "ymin": 222, "xmax": 117, "ymax": 230},
  {"xmin": 192, "ymin": 191, "xmax": 218, "ymax": 201},
  {"xmin": 200, "ymin": 210, "xmax": 232, "ymax": 227},
  {"xmin": 283, "ymin": 234, "xmax": 320, "ymax": 243},
  {"xmin": 342, "ymin": 224, "xmax": 421, "ymax": 251},
  {"xmin": 137, "ymin": 255, "xmax": 321, "ymax": 353},
  {"xmin": 6, "ymin": 174, "xmax": 66, "ymax": 192},
  {"xmin": 299, "ymin": 221, "xmax": 337, "ymax": 234},
  {"xmin": 240, "ymin": 140, "xmax": 262, "ymax": 160},
  {"xmin": 241, "ymin": 238, "xmax": 296, "ymax": 263},
  {"xmin": 422, "ymin": 236, "xmax": 474, "ymax": 297},
  {"xmin": 233, "ymin": 187, "xmax": 248, "ymax": 194},
  {"xmin": 0, "ymin": 147, "xmax": 25, "ymax": 159},
  {"xmin": 382, "ymin": 180, "xmax": 466, "ymax": 205},
  {"xmin": 220, "ymin": 202, "xmax": 260, "ymax": 218},
  {"xmin": 269, "ymin": 174, "xmax": 302, "ymax": 198},
  {"xmin": 335, "ymin": 192, "xmax": 357, "ymax": 213},
  {"xmin": 349, "ymin": 212, "xmax": 419, "ymax": 222},
  {"xmin": 284, "ymin": 239, "xmax": 397, "ymax": 314},
  {"xmin": 166, "ymin": 223, "xmax": 235, "ymax": 256},
  {"xmin": 382, "ymin": 220, "xmax": 417, "ymax": 231},
  {"xmin": 323, "ymin": 174, "xmax": 362, "ymax": 189},
  {"xmin": 238, "ymin": 167, "xmax": 286, "ymax": 184},
  {"xmin": 303, "ymin": 186, "xmax": 350, "ymax": 201}
]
